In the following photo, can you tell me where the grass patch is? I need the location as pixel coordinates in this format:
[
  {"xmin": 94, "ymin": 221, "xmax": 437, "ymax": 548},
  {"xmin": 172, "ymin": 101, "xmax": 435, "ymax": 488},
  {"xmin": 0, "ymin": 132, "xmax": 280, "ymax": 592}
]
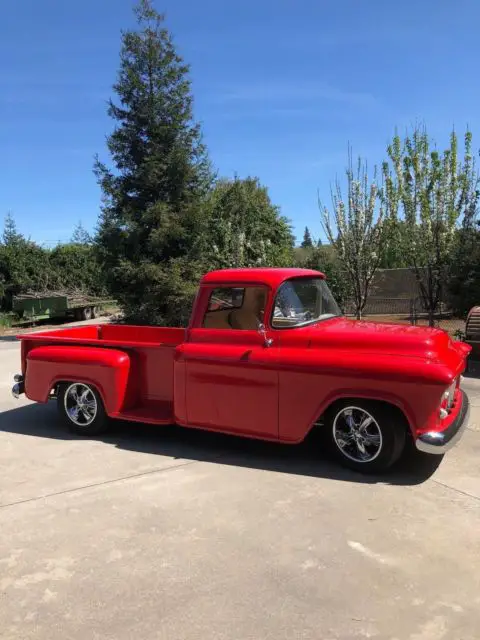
[{"xmin": 0, "ymin": 312, "xmax": 15, "ymax": 331}]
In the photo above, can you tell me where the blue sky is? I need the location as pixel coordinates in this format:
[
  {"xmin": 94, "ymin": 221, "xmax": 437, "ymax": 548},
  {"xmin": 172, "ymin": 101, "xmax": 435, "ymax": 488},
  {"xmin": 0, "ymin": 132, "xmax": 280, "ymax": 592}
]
[{"xmin": 1, "ymin": 0, "xmax": 480, "ymax": 245}]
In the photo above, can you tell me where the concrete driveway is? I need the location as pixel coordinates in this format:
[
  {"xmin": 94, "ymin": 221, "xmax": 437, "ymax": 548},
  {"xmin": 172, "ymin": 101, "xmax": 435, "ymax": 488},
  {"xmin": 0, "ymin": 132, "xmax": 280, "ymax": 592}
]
[{"xmin": 1, "ymin": 338, "xmax": 479, "ymax": 640}]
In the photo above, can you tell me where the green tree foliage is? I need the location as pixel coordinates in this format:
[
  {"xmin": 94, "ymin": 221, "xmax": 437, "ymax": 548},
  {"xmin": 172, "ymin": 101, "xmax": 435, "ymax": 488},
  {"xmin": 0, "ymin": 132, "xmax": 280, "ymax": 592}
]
[
  {"xmin": 0, "ymin": 214, "xmax": 53, "ymax": 309},
  {"xmin": 95, "ymin": 0, "xmax": 213, "ymax": 326},
  {"xmin": 201, "ymin": 177, "xmax": 294, "ymax": 270},
  {"xmin": 319, "ymin": 151, "xmax": 387, "ymax": 319},
  {"xmin": 3, "ymin": 212, "xmax": 23, "ymax": 245},
  {"xmin": 48, "ymin": 222, "xmax": 105, "ymax": 295},
  {"xmin": 71, "ymin": 221, "xmax": 92, "ymax": 245},
  {"xmin": 0, "ymin": 214, "xmax": 105, "ymax": 311},
  {"xmin": 382, "ymin": 126, "xmax": 479, "ymax": 325},
  {"xmin": 301, "ymin": 226, "xmax": 313, "ymax": 248},
  {"xmin": 377, "ymin": 219, "xmax": 410, "ymax": 268},
  {"xmin": 448, "ymin": 224, "xmax": 480, "ymax": 316},
  {"xmin": 49, "ymin": 244, "xmax": 105, "ymax": 296}
]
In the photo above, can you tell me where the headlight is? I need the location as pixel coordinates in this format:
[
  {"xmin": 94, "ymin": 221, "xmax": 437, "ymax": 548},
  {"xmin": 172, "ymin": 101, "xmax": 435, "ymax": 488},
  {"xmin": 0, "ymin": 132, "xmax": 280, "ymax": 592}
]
[{"xmin": 445, "ymin": 380, "xmax": 456, "ymax": 409}]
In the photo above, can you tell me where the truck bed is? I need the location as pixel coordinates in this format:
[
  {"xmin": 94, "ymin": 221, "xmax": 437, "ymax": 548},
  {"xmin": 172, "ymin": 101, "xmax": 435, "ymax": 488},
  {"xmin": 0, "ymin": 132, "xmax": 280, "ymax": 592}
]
[{"xmin": 18, "ymin": 325, "xmax": 186, "ymax": 424}]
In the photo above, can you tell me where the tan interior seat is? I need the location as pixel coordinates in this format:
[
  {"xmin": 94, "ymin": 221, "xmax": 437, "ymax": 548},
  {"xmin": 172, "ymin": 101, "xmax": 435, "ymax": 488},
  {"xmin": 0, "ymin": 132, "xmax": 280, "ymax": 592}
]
[
  {"xmin": 229, "ymin": 288, "xmax": 267, "ymax": 331},
  {"xmin": 203, "ymin": 309, "xmax": 232, "ymax": 329}
]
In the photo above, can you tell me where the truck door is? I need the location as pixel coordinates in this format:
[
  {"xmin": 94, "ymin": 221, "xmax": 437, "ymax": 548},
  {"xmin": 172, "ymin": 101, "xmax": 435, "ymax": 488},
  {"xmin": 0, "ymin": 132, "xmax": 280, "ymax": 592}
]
[{"xmin": 180, "ymin": 285, "xmax": 279, "ymax": 439}]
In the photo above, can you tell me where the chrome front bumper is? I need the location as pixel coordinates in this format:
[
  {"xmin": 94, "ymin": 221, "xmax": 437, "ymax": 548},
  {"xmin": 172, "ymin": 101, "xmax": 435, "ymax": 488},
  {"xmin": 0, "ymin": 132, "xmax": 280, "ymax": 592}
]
[
  {"xmin": 11, "ymin": 374, "xmax": 25, "ymax": 399},
  {"xmin": 415, "ymin": 390, "xmax": 470, "ymax": 455}
]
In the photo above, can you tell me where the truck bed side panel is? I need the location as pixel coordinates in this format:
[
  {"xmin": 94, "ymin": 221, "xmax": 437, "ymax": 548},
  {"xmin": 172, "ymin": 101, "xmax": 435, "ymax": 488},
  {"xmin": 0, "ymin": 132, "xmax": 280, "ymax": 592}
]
[
  {"xmin": 18, "ymin": 325, "xmax": 185, "ymax": 348},
  {"xmin": 132, "ymin": 346, "xmax": 176, "ymax": 404},
  {"xmin": 99, "ymin": 325, "xmax": 185, "ymax": 345}
]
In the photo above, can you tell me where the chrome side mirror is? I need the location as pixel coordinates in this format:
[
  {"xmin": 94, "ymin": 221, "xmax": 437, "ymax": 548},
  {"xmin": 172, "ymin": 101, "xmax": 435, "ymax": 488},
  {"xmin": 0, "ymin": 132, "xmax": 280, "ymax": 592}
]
[{"xmin": 258, "ymin": 322, "xmax": 273, "ymax": 348}]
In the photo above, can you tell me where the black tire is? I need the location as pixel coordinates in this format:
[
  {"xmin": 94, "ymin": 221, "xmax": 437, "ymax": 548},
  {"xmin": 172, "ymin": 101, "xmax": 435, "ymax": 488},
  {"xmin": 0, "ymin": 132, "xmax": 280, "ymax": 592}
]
[
  {"xmin": 91, "ymin": 306, "xmax": 98, "ymax": 319},
  {"xmin": 57, "ymin": 382, "xmax": 109, "ymax": 436},
  {"xmin": 81, "ymin": 306, "xmax": 92, "ymax": 321},
  {"xmin": 324, "ymin": 399, "xmax": 406, "ymax": 473},
  {"xmin": 74, "ymin": 308, "xmax": 83, "ymax": 321}
]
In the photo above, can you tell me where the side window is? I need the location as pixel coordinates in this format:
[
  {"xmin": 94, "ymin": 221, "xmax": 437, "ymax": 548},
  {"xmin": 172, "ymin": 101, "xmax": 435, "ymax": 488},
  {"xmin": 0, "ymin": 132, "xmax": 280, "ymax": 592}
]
[{"xmin": 202, "ymin": 286, "xmax": 268, "ymax": 330}]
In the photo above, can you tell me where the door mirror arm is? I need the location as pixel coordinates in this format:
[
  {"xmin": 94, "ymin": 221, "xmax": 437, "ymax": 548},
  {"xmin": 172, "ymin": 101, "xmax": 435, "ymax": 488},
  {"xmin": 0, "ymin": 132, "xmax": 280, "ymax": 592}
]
[{"xmin": 258, "ymin": 322, "xmax": 273, "ymax": 348}]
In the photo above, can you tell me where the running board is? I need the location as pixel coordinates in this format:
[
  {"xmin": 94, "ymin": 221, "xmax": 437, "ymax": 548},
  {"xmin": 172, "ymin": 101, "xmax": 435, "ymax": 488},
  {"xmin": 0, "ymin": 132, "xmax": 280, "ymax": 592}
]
[{"xmin": 116, "ymin": 401, "xmax": 173, "ymax": 425}]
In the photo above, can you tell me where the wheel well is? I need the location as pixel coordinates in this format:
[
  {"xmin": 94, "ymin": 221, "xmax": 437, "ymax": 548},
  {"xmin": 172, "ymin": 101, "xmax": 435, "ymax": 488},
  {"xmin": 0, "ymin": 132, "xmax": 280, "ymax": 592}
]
[
  {"xmin": 52, "ymin": 380, "xmax": 70, "ymax": 396},
  {"xmin": 52, "ymin": 380, "xmax": 102, "ymax": 400},
  {"xmin": 315, "ymin": 398, "xmax": 411, "ymax": 433}
]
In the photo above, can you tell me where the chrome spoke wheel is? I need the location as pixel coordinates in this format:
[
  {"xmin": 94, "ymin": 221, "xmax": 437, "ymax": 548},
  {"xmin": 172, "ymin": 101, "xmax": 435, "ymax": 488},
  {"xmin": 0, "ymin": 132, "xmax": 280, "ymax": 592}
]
[
  {"xmin": 64, "ymin": 383, "xmax": 98, "ymax": 427},
  {"xmin": 333, "ymin": 406, "xmax": 383, "ymax": 464}
]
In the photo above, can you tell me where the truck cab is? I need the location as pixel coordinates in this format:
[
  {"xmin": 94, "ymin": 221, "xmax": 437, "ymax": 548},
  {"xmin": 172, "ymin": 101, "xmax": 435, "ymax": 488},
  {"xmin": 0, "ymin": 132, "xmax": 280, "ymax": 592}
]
[{"xmin": 12, "ymin": 268, "xmax": 471, "ymax": 473}]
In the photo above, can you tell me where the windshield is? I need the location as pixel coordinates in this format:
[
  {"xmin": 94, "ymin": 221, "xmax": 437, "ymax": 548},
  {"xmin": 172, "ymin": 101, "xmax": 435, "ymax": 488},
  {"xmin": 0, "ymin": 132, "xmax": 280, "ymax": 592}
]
[{"xmin": 271, "ymin": 277, "xmax": 342, "ymax": 328}]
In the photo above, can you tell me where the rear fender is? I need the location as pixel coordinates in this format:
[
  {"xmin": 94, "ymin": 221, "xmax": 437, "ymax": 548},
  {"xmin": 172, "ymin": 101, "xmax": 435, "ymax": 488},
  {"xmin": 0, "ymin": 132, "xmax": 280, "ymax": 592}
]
[{"xmin": 26, "ymin": 346, "xmax": 130, "ymax": 415}]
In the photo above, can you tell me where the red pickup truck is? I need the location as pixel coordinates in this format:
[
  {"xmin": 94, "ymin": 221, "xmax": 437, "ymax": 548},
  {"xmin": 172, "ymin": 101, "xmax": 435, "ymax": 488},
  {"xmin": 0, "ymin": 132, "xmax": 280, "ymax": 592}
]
[{"xmin": 11, "ymin": 268, "xmax": 471, "ymax": 473}]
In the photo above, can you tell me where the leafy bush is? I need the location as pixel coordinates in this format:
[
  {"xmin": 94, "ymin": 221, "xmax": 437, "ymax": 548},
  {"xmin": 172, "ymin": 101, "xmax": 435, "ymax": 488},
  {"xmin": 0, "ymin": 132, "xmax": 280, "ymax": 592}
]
[
  {"xmin": 0, "ymin": 215, "xmax": 105, "ymax": 311},
  {"xmin": 0, "ymin": 312, "xmax": 14, "ymax": 329},
  {"xmin": 448, "ymin": 228, "xmax": 480, "ymax": 317},
  {"xmin": 49, "ymin": 243, "xmax": 106, "ymax": 296}
]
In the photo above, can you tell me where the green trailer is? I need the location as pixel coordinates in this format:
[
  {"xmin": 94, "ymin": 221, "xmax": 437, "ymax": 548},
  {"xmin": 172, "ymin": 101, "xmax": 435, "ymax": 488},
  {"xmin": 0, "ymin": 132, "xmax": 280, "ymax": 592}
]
[{"xmin": 12, "ymin": 293, "xmax": 114, "ymax": 323}]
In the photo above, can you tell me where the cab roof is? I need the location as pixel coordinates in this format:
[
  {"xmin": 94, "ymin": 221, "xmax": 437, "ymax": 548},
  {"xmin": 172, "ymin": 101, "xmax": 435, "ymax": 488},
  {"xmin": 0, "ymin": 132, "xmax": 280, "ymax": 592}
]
[{"xmin": 201, "ymin": 267, "xmax": 325, "ymax": 288}]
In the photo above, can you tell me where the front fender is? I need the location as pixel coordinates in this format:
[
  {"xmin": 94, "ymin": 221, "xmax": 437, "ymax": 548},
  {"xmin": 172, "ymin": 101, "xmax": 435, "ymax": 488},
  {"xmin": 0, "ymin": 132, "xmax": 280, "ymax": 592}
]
[{"xmin": 26, "ymin": 346, "xmax": 130, "ymax": 415}]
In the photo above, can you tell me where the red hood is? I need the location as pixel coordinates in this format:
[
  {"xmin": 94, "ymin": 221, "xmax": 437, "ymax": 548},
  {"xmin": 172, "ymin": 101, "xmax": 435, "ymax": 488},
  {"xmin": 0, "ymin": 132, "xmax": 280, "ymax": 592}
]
[{"xmin": 295, "ymin": 317, "xmax": 466, "ymax": 362}]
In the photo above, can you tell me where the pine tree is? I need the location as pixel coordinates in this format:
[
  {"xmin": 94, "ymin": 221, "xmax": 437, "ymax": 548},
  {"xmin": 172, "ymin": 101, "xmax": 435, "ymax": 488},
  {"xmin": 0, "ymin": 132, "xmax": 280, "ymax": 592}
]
[
  {"xmin": 95, "ymin": 0, "xmax": 212, "ymax": 325},
  {"xmin": 71, "ymin": 221, "xmax": 91, "ymax": 245},
  {"xmin": 0, "ymin": 213, "xmax": 52, "ymax": 303},
  {"xmin": 2, "ymin": 212, "xmax": 23, "ymax": 245},
  {"xmin": 301, "ymin": 226, "xmax": 313, "ymax": 248}
]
